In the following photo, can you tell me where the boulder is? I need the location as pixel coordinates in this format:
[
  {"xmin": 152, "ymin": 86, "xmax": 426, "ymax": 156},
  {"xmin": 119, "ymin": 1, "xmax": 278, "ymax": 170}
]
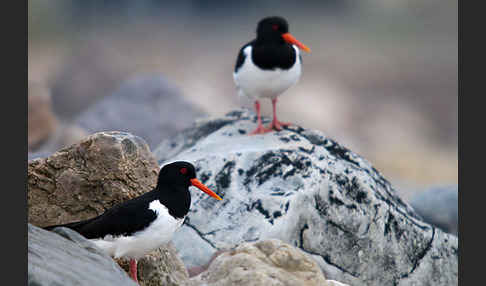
[
  {"xmin": 189, "ymin": 239, "xmax": 330, "ymax": 286},
  {"xmin": 28, "ymin": 223, "xmax": 137, "ymax": 286},
  {"xmin": 117, "ymin": 242, "xmax": 191, "ymax": 286},
  {"xmin": 75, "ymin": 75, "xmax": 206, "ymax": 148},
  {"xmin": 409, "ymin": 185, "xmax": 458, "ymax": 236},
  {"xmin": 154, "ymin": 109, "xmax": 458, "ymax": 286},
  {"xmin": 28, "ymin": 131, "xmax": 159, "ymax": 228}
]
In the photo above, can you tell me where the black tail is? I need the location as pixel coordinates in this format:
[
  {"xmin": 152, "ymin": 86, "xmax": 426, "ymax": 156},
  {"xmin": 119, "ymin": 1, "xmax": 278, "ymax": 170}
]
[{"xmin": 44, "ymin": 217, "xmax": 96, "ymax": 232}]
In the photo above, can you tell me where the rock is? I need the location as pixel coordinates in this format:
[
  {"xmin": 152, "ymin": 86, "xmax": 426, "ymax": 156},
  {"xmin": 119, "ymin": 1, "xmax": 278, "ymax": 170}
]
[
  {"xmin": 154, "ymin": 109, "xmax": 458, "ymax": 286},
  {"xmin": 28, "ymin": 131, "xmax": 159, "ymax": 228},
  {"xmin": 28, "ymin": 223, "xmax": 137, "ymax": 286},
  {"xmin": 28, "ymin": 82, "xmax": 58, "ymax": 151},
  {"xmin": 189, "ymin": 239, "xmax": 329, "ymax": 286},
  {"xmin": 75, "ymin": 75, "xmax": 206, "ymax": 148},
  {"xmin": 117, "ymin": 242, "xmax": 190, "ymax": 286},
  {"xmin": 409, "ymin": 185, "xmax": 458, "ymax": 235}
]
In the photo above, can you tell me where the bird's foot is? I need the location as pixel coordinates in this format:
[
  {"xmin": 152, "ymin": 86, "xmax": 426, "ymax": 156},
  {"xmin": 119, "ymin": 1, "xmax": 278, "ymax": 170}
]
[
  {"xmin": 267, "ymin": 120, "xmax": 291, "ymax": 131},
  {"xmin": 249, "ymin": 124, "xmax": 274, "ymax": 135}
]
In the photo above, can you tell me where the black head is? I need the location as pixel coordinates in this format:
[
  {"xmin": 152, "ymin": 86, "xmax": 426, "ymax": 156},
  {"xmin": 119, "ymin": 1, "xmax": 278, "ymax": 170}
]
[
  {"xmin": 256, "ymin": 16, "xmax": 289, "ymax": 40},
  {"xmin": 157, "ymin": 161, "xmax": 196, "ymax": 188},
  {"xmin": 254, "ymin": 16, "xmax": 310, "ymax": 52},
  {"xmin": 157, "ymin": 161, "xmax": 222, "ymax": 200}
]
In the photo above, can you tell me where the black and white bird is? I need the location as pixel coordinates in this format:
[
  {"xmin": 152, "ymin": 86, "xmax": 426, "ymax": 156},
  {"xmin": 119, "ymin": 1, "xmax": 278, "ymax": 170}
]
[
  {"xmin": 233, "ymin": 16, "xmax": 311, "ymax": 134},
  {"xmin": 44, "ymin": 161, "xmax": 222, "ymax": 283}
]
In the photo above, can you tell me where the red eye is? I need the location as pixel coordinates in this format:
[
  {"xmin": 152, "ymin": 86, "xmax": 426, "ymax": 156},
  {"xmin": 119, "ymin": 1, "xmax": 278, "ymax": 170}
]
[
  {"xmin": 180, "ymin": 168, "xmax": 187, "ymax": 175},
  {"xmin": 272, "ymin": 24, "xmax": 279, "ymax": 31}
]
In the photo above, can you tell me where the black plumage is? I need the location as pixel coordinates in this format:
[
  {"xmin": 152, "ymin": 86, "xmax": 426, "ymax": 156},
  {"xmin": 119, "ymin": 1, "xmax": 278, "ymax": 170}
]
[{"xmin": 44, "ymin": 161, "xmax": 206, "ymax": 239}]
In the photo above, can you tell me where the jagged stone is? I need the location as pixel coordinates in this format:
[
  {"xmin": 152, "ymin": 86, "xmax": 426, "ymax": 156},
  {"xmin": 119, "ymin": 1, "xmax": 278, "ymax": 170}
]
[{"xmin": 154, "ymin": 109, "xmax": 458, "ymax": 286}]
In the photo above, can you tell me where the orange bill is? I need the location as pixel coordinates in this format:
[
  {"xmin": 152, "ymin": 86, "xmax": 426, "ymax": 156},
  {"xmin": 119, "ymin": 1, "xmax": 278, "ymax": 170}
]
[
  {"xmin": 190, "ymin": 178, "xmax": 222, "ymax": 200},
  {"xmin": 282, "ymin": 33, "xmax": 311, "ymax": 53}
]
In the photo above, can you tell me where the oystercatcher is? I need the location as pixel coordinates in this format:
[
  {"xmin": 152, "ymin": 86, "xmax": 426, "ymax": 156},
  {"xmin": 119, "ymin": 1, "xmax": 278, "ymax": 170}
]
[
  {"xmin": 233, "ymin": 16, "xmax": 311, "ymax": 134},
  {"xmin": 44, "ymin": 161, "xmax": 222, "ymax": 283}
]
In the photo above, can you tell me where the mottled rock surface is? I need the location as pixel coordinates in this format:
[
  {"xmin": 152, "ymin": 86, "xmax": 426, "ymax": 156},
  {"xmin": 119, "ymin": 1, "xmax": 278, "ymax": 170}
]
[
  {"xmin": 28, "ymin": 131, "xmax": 159, "ymax": 227},
  {"xmin": 75, "ymin": 75, "xmax": 206, "ymax": 148},
  {"xmin": 409, "ymin": 185, "xmax": 458, "ymax": 235},
  {"xmin": 154, "ymin": 109, "xmax": 458, "ymax": 286},
  {"xmin": 28, "ymin": 223, "xmax": 137, "ymax": 286},
  {"xmin": 189, "ymin": 239, "xmax": 329, "ymax": 286},
  {"xmin": 117, "ymin": 242, "xmax": 190, "ymax": 286}
]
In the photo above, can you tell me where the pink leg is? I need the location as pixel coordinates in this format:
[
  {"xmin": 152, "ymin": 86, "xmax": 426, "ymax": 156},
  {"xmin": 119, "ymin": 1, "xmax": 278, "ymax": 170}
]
[
  {"xmin": 250, "ymin": 100, "xmax": 272, "ymax": 135},
  {"xmin": 129, "ymin": 259, "xmax": 138, "ymax": 283},
  {"xmin": 267, "ymin": 98, "xmax": 291, "ymax": 131}
]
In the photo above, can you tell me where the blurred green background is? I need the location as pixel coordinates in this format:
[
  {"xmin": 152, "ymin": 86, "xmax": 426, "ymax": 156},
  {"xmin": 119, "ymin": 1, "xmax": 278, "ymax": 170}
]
[{"xmin": 28, "ymin": 0, "xmax": 457, "ymax": 199}]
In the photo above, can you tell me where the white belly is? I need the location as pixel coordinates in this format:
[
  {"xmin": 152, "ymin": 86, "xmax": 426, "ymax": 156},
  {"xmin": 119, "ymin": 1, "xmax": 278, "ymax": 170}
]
[
  {"xmin": 90, "ymin": 200, "xmax": 184, "ymax": 259},
  {"xmin": 233, "ymin": 45, "xmax": 301, "ymax": 100}
]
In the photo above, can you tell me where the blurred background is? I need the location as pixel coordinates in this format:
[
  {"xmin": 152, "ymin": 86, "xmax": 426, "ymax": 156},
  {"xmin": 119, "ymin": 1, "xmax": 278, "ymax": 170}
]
[{"xmin": 28, "ymin": 0, "xmax": 457, "ymax": 202}]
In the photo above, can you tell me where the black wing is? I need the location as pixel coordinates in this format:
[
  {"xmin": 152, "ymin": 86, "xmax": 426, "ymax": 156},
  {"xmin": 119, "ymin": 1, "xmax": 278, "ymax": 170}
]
[
  {"xmin": 44, "ymin": 191, "xmax": 159, "ymax": 239},
  {"xmin": 234, "ymin": 42, "xmax": 253, "ymax": 73}
]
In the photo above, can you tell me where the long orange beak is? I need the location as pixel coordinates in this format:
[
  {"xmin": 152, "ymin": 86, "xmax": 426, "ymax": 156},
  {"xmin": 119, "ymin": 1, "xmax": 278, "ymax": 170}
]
[
  {"xmin": 282, "ymin": 33, "xmax": 311, "ymax": 53},
  {"xmin": 190, "ymin": 178, "xmax": 222, "ymax": 200}
]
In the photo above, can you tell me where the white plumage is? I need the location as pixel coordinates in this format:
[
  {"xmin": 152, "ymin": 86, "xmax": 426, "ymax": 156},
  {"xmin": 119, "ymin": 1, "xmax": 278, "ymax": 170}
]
[
  {"xmin": 90, "ymin": 200, "xmax": 184, "ymax": 259},
  {"xmin": 233, "ymin": 45, "xmax": 302, "ymax": 100}
]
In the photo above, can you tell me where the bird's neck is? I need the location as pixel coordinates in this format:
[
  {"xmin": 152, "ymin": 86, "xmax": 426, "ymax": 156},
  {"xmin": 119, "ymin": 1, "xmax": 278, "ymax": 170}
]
[
  {"xmin": 158, "ymin": 185, "xmax": 191, "ymax": 219},
  {"xmin": 255, "ymin": 35, "xmax": 285, "ymax": 46}
]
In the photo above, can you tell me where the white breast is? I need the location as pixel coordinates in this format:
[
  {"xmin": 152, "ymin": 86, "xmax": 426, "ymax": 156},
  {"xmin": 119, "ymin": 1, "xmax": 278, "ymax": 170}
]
[
  {"xmin": 89, "ymin": 200, "xmax": 184, "ymax": 259},
  {"xmin": 233, "ymin": 45, "xmax": 302, "ymax": 100}
]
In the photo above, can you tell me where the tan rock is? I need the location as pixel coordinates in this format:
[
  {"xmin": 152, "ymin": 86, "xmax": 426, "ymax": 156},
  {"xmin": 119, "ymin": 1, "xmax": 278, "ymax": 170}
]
[
  {"xmin": 117, "ymin": 242, "xmax": 190, "ymax": 286},
  {"xmin": 190, "ymin": 239, "xmax": 329, "ymax": 286},
  {"xmin": 28, "ymin": 82, "xmax": 58, "ymax": 151},
  {"xmin": 27, "ymin": 131, "xmax": 159, "ymax": 227}
]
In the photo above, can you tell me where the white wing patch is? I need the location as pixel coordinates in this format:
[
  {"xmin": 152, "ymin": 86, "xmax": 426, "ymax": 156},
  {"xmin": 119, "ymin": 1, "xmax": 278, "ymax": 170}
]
[{"xmin": 90, "ymin": 200, "xmax": 184, "ymax": 259}]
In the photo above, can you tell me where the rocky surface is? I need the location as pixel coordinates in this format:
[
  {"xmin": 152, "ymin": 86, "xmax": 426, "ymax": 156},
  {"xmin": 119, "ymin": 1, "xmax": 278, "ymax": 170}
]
[
  {"xmin": 28, "ymin": 131, "xmax": 160, "ymax": 228},
  {"xmin": 155, "ymin": 109, "xmax": 458, "ymax": 286},
  {"xmin": 75, "ymin": 75, "xmax": 206, "ymax": 148},
  {"xmin": 28, "ymin": 82, "xmax": 58, "ymax": 151},
  {"xmin": 117, "ymin": 242, "xmax": 190, "ymax": 286},
  {"xmin": 28, "ymin": 223, "xmax": 137, "ymax": 286},
  {"xmin": 189, "ymin": 239, "xmax": 330, "ymax": 286},
  {"xmin": 409, "ymin": 185, "xmax": 458, "ymax": 236}
]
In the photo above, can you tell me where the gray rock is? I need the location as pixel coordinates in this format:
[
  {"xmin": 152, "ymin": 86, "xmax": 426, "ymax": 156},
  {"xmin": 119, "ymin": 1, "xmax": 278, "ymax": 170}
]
[
  {"xmin": 154, "ymin": 109, "xmax": 458, "ymax": 286},
  {"xmin": 75, "ymin": 75, "xmax": 206, "ymax": 148},
  {"xmin": 28, "ymin": 223, "xmax": 137, "ymax": 286},
  {"xmin": 409, "ymin": 185, "xmax": 458, "ymax": 235}
]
